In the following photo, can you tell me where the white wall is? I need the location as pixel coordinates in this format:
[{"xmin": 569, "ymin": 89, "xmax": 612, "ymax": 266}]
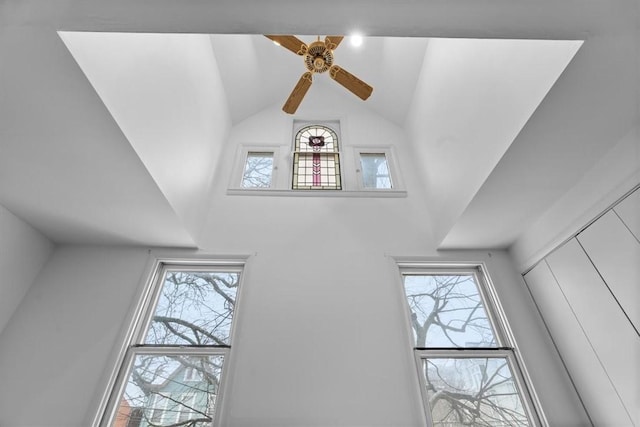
[
  {"xmin": 203, "ymin": 102, "xmax": 586, "ymax": 426},
  {"xmin": 404, "ymin": 38, "xmax": 582, "ymax": 246},
  {"xmin": 523, "ymin": 188, "xmax": 640, "ymax": 426},
  {"xmin": 0, "ymin": 246, "xmax": 151, "ymax": 427},
  {"xmin": 59, "ymin": 32, "xmax": 233, "ymax": 244},
  {"xmin": 0, "ymin": 249, "xmax": 585, "ymax": 427},
  {"xmin": 0, "ymin": 204, "xmax": 53, "ymax": 335},
  {"xmin": 0, "ymin": 101, "xmax": 588, "ymax": 427},
  {"xmin": 201, "ymin": 89, "xmax": 436, "ymax": 256},
  {"xmin": 512, "ymin": 123, "xmax": 640, "ymax": 272}
]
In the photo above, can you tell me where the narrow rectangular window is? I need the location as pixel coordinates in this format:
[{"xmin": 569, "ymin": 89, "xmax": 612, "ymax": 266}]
[
  {"xmin": 359, "ymin": 153, "xmax": 392, "ymax": 189},
  {"xmin": 401, "ymin": 267, "xmax": 540, "ymax": 426},
  {"xmin": 104, "ymin": 263, "xmax": 243, "ymax": 427},
  {"xmin": 242, "ymin": 152, "xmax": 274, "ymax": 188}
]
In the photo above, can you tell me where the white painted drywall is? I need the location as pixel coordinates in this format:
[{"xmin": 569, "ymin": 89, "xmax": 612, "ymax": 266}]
[
  {"xmin": 511, "ymin": 124, "xmax": 640, "ymax": 272},
  {"xmin": 0, "ymin": 246, "xmax": 151, "ymax": 427},
  {"xmin": 0, "ymin": 248, "xmax": 588, "ymax": 426},
  {"xmin": 0, "ymin": 101, "xmax": 588, "ymax": 427},
  {"xmin": 405, "ymin": 38, "xmax": 582, "ymax": 246},
  {"xmin": 0, "ymin": 204, "xmax": 53, "ymax": 335},
  {"xmin": 0, "ymin": 245, "xmax": 586, "ymax": 426},
  {"xmin": 59, "ymin": 32, "xmax": 232, "ymax": 244}
]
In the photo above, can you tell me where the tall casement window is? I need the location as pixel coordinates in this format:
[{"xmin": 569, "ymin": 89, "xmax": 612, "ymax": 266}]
[
  {"xmin": 400, "ymin": 265, "xmax": 541, "ymax": 427},
  {"xmin": 292, "ymin": 124, "xmax": 341, "ymax": 190},
  {"xmin": 101, "ymin": 261, "xmax": 243, "ymax": 427}
]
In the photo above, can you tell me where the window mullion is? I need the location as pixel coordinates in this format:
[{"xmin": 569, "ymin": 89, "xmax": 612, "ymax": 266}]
[
  {"xmin": 130, "ymin": 345, "xmax": 231, "ymax": 356},
  {"xmin": 414, "ymin": 346, "xmax": 513, "ymax": 353}
]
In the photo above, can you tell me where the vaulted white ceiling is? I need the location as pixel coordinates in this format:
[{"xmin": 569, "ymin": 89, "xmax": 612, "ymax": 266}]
[
  {"xmin": 56, "ymin": 32, "xmax": 580, "ymax": 247},
  {"xmin": 0, "ymin": 0, "xmax": 637, "ymax": 252}
]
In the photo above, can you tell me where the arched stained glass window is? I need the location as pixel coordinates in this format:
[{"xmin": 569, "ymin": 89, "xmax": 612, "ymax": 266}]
[{"xmin": 292, "ymin": 125, "xmax": 341, "ymax": 190}]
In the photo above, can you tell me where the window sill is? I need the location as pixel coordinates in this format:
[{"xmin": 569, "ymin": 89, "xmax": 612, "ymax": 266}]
[{"xmin": 227, "ymin": 188, "xmax": 408, "ymax": 198}]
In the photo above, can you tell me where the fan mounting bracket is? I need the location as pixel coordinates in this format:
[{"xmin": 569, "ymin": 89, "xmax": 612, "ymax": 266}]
[{"xmin": 303, "ymin": 40, "xmax": 334, "ymax": 74}]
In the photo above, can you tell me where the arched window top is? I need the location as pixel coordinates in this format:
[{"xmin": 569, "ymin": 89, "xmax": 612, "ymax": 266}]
[{"xmin": 294, "ymin": 125, "xmax": 339, "ymax": 153}]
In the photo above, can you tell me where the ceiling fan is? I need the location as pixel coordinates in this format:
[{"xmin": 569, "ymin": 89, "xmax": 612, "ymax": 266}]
[{"xmin": 265, "ymin": 35, "xmax": 373, "ymax": 114}]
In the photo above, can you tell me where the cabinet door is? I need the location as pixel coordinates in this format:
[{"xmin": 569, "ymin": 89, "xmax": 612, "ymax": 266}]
[
  {"xmin": 577, "ymin": 210, "xmax": 639, "ymax": 331},
  {"xmin": 547, "ymin": 239, "xmax": 638, "ymax": 426},
  {"xmin": 525, "ymin": 261, "xmax": 630, "ymax": 426}
]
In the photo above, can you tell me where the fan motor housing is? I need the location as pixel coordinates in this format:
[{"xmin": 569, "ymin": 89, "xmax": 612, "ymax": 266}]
[{"xmin": 304, "ymin": 40, "xmax": 334, "ymax": 73}]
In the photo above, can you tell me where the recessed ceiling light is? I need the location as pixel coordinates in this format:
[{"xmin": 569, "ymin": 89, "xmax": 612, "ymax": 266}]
[
  {"xmin": 350, "ymin": 34, "xmax": 363, "ymax": 47},
  {"xmin": 273, "ymin": 40, "xmax": 281, "ymax": 46}
]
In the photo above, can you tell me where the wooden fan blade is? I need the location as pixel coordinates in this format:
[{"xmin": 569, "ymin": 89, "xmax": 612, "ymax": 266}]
[
  {"xmin": 329, "ymin": 66, "xmax": 373, "ymax": 100},
  {"xmin": 265, "ymin": 35, "xmax": 306, "ymax": 55},
  {"xmin": 324, "ymin": 36, "xmax": 344, "ymax": 50},
  {"xmin": 283, "ymin": 72, "xmax": 313, "ymax": 114}
]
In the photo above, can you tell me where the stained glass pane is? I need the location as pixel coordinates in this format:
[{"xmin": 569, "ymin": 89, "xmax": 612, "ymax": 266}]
[
  {"xmin": 293, "ymin": 125, "xmax": 341, "ymax": 189},
  {"xmin": 423, "ymin": 357, "xmax": 531, "ymax": 426},
  {"xmin": 144, "ymin": 271, "xmax": 239, "ymax": 346},
  {"xmin": 295, "ymin": 125, "xmax": 338, "ymax": 153},
  {"xmin": 241, "ymin": 152, "xmax": 274, "ymax": 188},
  {"xmin": 112, "ymin": 354, "xmax": 223, "ymax": 427},
  {"xmin": 360, "ymin": 153, "xmax": 392, "ymax": 189},
  {"xmin": 403, "ymin": 274, "xmax": 497, "ymax": 347}
]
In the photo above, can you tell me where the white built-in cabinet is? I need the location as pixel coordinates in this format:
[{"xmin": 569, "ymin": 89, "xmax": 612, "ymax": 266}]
[{"xmin": 524, "ymin": 187, "xmax": 639, "ymax": 427}]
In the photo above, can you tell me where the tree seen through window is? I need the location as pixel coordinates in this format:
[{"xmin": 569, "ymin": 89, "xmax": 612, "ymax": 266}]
[
  {"xmin": 403, "ymin": 271, "xmax": 535, "ymax": 426},
  {"xmin": 109, "ymin": 269, "xmax": 240, "ymax": 427}
]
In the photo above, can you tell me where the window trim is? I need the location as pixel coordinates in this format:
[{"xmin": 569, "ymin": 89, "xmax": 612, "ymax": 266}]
[
  {"xmin": 230, "ymin": 145, "xmax": 280, "ymax": 190},
  {"xmin": 398, "ymin": 262, "xmax": 546, "ymax": 427},
  {"xmin": 352, "ymin": 146, "xmax": 402, "ymax": 191},
  {"xmin": 135, "ymin": 264, "xmax": 244, "ymax": 344},
  {"xmin": 94, "ymin": 256, "xmax": 248, "ymax": 427},
  {"xmin": 226, "ymin": 122, "xmax": 407, "ymax": 196},
  {"xmin": 241, "ymin": 151, "xmax": 277, "ymax": 189},
  {"xmin": 291, "ymin": 123, "xmax": 342, "ymax": 190},
  {"xmin": 227, "ymin": 188, "xmax": 407, "ymax": 198}
]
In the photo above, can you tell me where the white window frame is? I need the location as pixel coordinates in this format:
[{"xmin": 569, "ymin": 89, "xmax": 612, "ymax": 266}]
[
  {"xmin": 352, "ymin": 146, "xmax": 402, "ymax": 191},
  {"xmin": 398, "ymin": 263, "xmax": 545, "ymax": 427},
  {"xmin": 226, "ymin": 121, "xmax": 407, "ymax": 197},
  {"xmin": 241, "ymin": 151, "xmax": 277, "ymax": 189},
  {"xmin": 291, "ymin": 122, "xmax": 342, "ymax": 191},
  {"xmin": 95, "ymin": 259, "xmax": 246, "ymax": 427},
  {"xmin": 231, "ymin": 145, "xmax": 281, "ymax": 190}
]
